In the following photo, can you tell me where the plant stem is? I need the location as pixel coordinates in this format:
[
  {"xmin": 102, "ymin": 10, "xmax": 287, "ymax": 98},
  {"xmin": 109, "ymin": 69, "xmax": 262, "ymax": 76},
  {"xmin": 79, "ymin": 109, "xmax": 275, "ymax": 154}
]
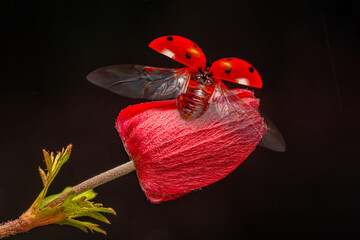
[
  {"xmin": 0, "ymin": 219, "xmax": 29, "ymax": 239},
  {"xmin": 47, "ymin": 160, "xmax": 136, "ymax": 207}
]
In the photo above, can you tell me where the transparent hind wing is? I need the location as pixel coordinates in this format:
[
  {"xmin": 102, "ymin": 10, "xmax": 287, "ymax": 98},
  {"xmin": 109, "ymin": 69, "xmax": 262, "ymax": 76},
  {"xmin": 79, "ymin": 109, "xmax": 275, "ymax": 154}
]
[
  {"xmin": 258, "ymin": 114, "xmax": 286, "ymax": 152},
  {"xmin": 142, "ymin": 67, "xmax": 190, "ymax": 100},
  {"xmin": 211, "ymin": 83, "xmax": 267, "ymax": 140},
  {"xmin": 211, "ymin": 83, "xmax": 286, "ymax": 151},
  {"xmin": 87, "ymin": 64, "xmax": 190, "ymax": 100}
]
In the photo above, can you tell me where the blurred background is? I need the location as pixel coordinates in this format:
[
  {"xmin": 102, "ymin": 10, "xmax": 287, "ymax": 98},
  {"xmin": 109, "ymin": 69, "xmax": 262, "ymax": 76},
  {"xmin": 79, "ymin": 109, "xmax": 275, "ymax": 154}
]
[{"xmin": 1, "ymin": 0, "xmax": 359, "ymax": 239}]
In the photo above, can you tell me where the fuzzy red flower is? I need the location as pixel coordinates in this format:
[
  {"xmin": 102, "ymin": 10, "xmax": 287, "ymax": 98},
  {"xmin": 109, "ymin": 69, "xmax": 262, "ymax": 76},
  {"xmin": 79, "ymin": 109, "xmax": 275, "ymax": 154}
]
[{"xmin": 116, "ymin": 89, "xmax": 267, "ymax": 203}]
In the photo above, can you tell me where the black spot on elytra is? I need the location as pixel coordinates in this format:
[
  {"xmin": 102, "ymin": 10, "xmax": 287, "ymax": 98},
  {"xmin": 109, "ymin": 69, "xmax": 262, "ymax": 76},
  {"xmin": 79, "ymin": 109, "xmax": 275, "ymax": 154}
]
[
  {"xmin": 185, "ymin": 52, "xmax": 191, "ymax": 59},
  {"xmin": 193, "ymin": 44, "xmax": 198, "ymax": 48},
  {"xmin": 167, "ymin": 36, "xmax": 173, "ymax": 41},
  {"xmin": 227, "ymin": 58, "xmax": 232, "ymax": 61},
  {"xmin": 225, "ymin": 67, "xmax": 232, "ymax": 74},
  {"xmin": 208, "ymin": 72, "xmax": 214, "ymax": 77},
  {"xmin": 249, "ymin": 67, "xmax": 254, "ymax": 73}
]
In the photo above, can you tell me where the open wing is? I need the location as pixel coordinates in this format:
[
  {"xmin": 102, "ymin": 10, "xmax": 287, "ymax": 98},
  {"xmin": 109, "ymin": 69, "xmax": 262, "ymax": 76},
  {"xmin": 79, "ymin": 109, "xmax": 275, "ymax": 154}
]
[
  {"xmin": 211, "ymin": 84, "xmax": 285, "ymax": 151},
  {"xmin": 87, "ymin": 64, "xmax": 190, "ymax": 100},
  {"xmin": 258, "ymin": 114, "xmax": 286, "ymax": 152},
  {"xmin": 211, "ymin": 83, "xmax": 266, "ymax": 139}
]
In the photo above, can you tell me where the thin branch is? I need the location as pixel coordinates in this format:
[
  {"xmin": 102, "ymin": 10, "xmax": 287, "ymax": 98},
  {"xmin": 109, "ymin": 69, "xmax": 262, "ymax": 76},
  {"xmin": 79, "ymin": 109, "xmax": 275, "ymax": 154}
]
[
  {"xmin": 47, "ymin": 161, "xmax": 136, "ymax": 207},
  {"xmin": 0, "ymin": 219, "xmax": 31, "ymax": 239}
]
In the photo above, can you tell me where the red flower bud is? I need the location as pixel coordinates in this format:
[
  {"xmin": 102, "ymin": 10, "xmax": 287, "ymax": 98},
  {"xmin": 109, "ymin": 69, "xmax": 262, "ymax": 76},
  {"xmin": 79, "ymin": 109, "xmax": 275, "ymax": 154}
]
[{"xmin": 116, "ymin": 89, "xmax": 266, "ymax": 203}]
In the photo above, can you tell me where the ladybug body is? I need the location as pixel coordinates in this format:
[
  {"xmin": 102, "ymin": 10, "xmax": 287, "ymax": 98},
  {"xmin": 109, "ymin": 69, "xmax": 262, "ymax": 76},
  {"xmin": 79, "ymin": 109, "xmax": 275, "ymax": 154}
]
[{"xmin": 177, "ymin": 67, "xmax": 216, "ymax": 120}]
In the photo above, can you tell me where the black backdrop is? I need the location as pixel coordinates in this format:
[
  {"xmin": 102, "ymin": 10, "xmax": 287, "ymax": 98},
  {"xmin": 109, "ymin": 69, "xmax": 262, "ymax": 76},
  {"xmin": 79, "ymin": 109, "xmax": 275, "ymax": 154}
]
[{"xmin": 1, "ymin": 0, "xmax": 360, "ymax": 239}]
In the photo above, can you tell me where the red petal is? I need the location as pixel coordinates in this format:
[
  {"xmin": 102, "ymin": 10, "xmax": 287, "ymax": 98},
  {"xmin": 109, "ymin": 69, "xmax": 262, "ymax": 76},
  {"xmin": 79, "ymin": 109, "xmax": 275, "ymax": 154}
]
[{"xmin": 116, "ymin": 89, "xmax": 266, "ymax": 203}]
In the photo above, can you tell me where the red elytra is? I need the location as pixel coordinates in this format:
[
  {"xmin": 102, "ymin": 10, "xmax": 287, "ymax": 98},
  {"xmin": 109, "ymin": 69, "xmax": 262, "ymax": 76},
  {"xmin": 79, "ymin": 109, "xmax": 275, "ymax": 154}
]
[
  {"xmin": 149, "ymin": 35, "xmax": 262, "ymax": 88},
  {"xmin": 210, "ymin": 58, "xmax": 263, "ymax": 88},
  {"xmin": 149, "ymin": 35, "xmax": 207, "ymax": 71},
  {"xmin": 116, "ymin": 89, "xmax": 267, "ymax": 203}
]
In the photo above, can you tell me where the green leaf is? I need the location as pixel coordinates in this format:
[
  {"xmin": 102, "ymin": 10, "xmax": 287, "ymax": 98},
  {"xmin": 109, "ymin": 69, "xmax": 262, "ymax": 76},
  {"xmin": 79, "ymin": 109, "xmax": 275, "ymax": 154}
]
[
  {"xmin": 20, "ymin": 145, "xmax": 116, "ymax": 236},
  {"xmin": 43, "ymin": 149, "xmax": 53, "ymax": 172},
  {"xmin": 38, "ymin": 167, "xmax": 47, "ymax": 187},
  {"xmin": 58, "ymin": 219, "xmax": 107, "ymax": 235},
  {"xmin": 44, "ymin": 145, "xmax": 72, "ymax": 191},
  {"xmin": 40, "ymin": 187, "xmax": 72, "ymax": 208},
  {"xmin": 63, "ymin": 190, "xmax": 76, "ymax": 205},
  {"xmin": 92, "ymin": 205, "xmax": 117, "ymax": 215},
  {"xmin": 74, "ymin": 189, "xmax": 97, "ymax": 201},
  {"xmin": 58, "ymin": 218, "xmax": 89, "ymax": 233}
]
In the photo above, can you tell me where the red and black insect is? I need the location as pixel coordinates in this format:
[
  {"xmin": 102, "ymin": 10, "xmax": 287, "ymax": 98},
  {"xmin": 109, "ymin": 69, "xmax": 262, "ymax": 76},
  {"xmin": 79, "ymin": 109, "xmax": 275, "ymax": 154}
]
[{"xmin": 87, "ymin": 35, "xmax": 285, "ymax": 151}]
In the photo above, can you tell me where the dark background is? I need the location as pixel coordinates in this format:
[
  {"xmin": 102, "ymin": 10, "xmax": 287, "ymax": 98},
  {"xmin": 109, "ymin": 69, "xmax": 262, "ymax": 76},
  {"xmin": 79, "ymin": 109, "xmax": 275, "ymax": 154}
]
[{"xmin": 1, "ymin": 0, "xmax": 359, "ymax": 239}]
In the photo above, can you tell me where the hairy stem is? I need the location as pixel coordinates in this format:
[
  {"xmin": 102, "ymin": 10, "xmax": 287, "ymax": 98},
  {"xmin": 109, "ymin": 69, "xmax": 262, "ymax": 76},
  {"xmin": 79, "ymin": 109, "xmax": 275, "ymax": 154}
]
[
  {"xmin": 47, "ymin": 160, "xmax": 136, "ymax": 207},
  {"xmin": 0, "ymin": 219, "xmax": 28, "ymax": 239}
]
